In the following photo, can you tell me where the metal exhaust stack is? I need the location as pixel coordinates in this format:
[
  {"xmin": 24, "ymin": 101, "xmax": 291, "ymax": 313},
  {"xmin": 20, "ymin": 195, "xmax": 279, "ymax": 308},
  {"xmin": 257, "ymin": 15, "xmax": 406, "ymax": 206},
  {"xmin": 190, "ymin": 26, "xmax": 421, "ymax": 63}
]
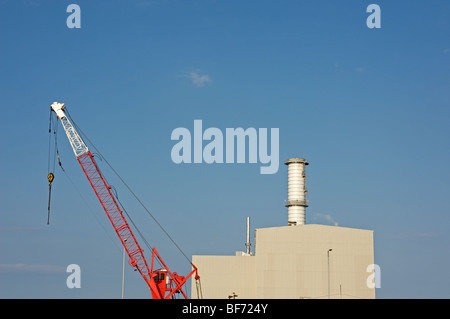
[
  {"xmin": 285, "ymin": 158, "xmax": 309, "ymax": 226},
  {"xmin": 245, "ymin": 216, "xmax": 251, "ymax": 255}
]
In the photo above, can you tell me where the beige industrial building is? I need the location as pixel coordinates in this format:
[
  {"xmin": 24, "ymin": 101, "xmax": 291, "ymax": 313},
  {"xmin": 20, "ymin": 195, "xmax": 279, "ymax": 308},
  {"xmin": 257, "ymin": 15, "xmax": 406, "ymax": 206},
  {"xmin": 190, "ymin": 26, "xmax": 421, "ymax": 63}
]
[
  {"xmin": 191, "ymin": 158, "xmax": 376, "ymax": 299},
  {"xmin": 191, "ymin": 224, "xmax": 375, "ymax": 299}
]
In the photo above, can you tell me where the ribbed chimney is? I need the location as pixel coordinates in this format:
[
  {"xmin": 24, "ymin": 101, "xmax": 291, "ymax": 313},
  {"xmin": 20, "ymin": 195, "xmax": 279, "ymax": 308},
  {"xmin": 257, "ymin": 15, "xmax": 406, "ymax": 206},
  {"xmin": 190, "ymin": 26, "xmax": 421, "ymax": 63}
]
[{"xmin": 285, "ymin": 158, "xmax": 308, "ymax": 226}]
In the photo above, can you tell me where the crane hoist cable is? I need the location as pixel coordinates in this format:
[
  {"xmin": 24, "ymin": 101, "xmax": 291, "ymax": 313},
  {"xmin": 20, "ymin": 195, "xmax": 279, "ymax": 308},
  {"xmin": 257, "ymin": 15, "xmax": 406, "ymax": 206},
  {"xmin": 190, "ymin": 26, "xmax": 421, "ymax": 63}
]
[
  {"xmin": 64, "ymin": 107, "xmax": 194, "ymax": 268},
  {"xmin": 110, "ymin": 184, "xmax": 164, "ymax": 269},
  {"xmin": 86, "ymin": 150, "xmax": 162, "ymax": 267},
  {"xmin": 47, "ymin": 110, "xmax": 58, "ymax": 224},
  {"xmin": 47, "ymin": 112, "xmax": 163, "ymax": 270},
  {"xmin": 47, "ymin": 110, "xmax": 66, "ymax": 225},
  {"xmin": 48, "ymin": 142, "xmax": 125, "ymax": 255}
]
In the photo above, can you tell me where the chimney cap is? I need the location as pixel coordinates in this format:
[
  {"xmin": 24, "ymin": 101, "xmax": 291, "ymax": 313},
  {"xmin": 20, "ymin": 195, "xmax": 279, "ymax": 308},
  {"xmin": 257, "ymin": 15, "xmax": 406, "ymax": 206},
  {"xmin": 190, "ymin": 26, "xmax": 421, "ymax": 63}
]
[{"xmin": 284, "ymin": 158, "xmax": 308, "ymax": 165}]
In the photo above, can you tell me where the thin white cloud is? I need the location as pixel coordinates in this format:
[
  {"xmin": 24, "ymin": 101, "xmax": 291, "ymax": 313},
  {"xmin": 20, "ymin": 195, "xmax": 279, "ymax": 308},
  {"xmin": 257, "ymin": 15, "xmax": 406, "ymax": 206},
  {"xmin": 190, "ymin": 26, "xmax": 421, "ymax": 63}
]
[
  {"xmin": 313, "ymin": 213, "xmax": 339, "ymax": 226},
  {"xmin": 0, "ymin": 264, "xmax": 66, "ymax": 274},
  {"xmin": 187, "ymin": 71, "xmax": 212, "ymax": 88},
  {"xmin": 355, "ymin": 66, "xmax": 366, "ymax": 73}
]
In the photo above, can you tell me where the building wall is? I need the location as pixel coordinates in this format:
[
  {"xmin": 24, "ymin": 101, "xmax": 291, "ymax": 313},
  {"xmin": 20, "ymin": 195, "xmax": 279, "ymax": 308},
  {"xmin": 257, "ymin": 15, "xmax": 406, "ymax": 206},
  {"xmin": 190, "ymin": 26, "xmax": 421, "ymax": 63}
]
[
  {"xmin": 191, "ymin": 255, "xmax": 257, "ymax": 299},
  {"xmin": 192, "ymin": 224, "xmax": 375, "ymax": 299}
]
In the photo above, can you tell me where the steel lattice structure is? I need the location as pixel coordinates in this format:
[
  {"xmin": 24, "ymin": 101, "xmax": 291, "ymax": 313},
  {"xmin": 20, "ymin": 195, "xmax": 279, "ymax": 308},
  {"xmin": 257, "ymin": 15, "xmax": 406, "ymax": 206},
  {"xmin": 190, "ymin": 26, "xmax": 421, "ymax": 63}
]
[{"xmin": 50, "ymin": 102, "xmax": 198, "ymax": 299}]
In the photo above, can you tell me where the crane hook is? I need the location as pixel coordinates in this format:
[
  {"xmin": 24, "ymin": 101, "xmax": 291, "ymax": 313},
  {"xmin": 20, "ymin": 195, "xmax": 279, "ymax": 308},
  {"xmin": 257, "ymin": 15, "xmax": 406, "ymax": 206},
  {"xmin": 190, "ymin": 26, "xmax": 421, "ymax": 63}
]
[{"xmin": 47, "ymin": 173, "xmax": 54, "ymax": 225}]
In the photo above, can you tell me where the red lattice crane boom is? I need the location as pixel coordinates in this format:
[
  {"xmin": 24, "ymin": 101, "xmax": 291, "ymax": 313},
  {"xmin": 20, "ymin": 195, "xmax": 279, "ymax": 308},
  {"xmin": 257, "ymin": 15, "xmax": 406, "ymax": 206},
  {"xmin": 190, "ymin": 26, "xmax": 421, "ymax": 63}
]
[{"xmin": 50, "ymin": 102, "xmax": 199, "ymax": 299}]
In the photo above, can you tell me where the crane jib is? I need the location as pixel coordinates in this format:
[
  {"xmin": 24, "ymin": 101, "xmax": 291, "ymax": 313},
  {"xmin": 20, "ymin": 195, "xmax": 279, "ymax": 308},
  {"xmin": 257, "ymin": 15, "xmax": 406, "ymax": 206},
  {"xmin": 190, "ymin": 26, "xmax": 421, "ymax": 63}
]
[{"xmin": 50, "ymin": 102, "xmax": 200, "ymax": 299}]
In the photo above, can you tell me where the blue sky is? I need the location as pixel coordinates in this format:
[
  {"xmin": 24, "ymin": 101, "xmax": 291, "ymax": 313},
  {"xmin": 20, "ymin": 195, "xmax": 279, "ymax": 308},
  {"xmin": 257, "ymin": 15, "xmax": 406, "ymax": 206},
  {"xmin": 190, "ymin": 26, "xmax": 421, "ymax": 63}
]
[{"xmin": 0, "ymin": 0, "xmax": 449, "ymax": 298}]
